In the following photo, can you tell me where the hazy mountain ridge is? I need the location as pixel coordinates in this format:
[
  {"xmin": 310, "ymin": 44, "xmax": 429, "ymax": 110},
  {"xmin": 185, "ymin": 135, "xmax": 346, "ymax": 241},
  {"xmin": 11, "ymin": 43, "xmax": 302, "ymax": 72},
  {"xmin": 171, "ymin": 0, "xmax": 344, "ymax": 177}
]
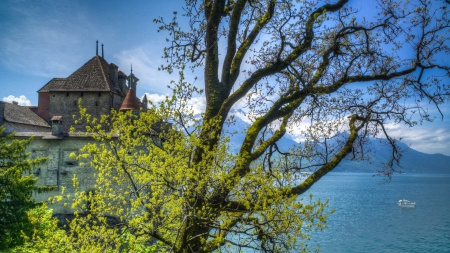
[
  {"xmin": 336, "ymin": 141, "xmax": 450, "ymax": 173},
  {"xmin": 224, "ymin": 115, "xmax": 450, "ymax": 174}
]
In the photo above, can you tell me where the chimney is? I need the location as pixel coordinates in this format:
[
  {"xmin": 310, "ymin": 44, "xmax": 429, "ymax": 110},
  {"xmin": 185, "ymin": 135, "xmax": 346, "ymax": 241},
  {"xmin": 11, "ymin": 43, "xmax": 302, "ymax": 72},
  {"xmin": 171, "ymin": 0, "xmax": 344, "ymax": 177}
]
[
  {"xmin": 51, "ymin": 116, "xmax": 63, "ymax": 136},
  {"xmin": 109, "ymin": 63, "xmax": 119, "ymax": 90},
  {"xmin": 12, "ymin": 101, "xmax": 18, "ymax": 105},
  {"xmin": 96, "ymin": 40, "xmax": 98, "ymax": 56},
  {"xmin": 118, "ymin": 71, "xmax": 127, "ymax": 94},
  {"xmin": 102, "ymin": 43, "xmax": 104, "ymax": 58}
]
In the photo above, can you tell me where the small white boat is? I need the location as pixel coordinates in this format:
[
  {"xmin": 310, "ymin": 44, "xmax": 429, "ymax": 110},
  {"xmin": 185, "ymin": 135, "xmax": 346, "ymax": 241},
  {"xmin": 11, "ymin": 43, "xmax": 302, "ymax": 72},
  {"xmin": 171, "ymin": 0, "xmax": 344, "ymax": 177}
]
[{"xmin": 398, "ymin": 199, "xmax": 415, "ymax": 208}]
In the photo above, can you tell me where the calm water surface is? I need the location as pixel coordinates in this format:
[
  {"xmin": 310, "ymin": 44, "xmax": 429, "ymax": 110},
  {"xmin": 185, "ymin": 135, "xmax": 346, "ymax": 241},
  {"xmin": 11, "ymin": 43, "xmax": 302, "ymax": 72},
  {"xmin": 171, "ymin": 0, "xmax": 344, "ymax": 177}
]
[{"xmin": 305, "ymin": 173, "xmax": 450, "ymax": 253}]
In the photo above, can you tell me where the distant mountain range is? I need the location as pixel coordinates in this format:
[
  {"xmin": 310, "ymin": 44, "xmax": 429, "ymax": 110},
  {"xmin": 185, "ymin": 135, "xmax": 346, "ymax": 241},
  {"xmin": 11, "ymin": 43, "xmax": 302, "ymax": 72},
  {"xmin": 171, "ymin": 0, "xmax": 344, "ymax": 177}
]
[
  {"xmin": 335, "ymin": 141, "xmax": 450, "ymax": 174},
  {"xmin": 223, "ymin": 114, "xmax": 450, "ymax": 174}
]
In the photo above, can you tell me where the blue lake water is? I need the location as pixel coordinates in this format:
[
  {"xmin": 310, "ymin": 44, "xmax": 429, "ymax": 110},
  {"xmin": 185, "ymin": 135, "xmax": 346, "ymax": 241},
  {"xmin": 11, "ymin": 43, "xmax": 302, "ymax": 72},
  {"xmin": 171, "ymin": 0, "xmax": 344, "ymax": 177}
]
[{"xmin": 305, "ymin": 173, "xmax": 450, "ymax": 253}]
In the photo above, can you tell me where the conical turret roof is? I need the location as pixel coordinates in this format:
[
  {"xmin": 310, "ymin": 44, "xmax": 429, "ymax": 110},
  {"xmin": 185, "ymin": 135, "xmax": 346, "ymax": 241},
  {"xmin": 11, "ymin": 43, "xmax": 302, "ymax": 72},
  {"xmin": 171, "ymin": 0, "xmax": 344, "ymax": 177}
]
[{"xmin": 119, "ymin": 89, "xmax": 140, "ymax": 111}]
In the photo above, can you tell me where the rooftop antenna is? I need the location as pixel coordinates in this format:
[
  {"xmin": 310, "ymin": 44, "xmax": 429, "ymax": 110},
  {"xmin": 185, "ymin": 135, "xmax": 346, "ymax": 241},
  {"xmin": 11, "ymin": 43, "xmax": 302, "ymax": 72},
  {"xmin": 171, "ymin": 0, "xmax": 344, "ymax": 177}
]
[
  {"xmin": 96, "ymin": 40, "xmax": 98, "ymax": 56},
  {"xmin": 102, "ymin": 43, "xmax": 104, "ymax": 58}
]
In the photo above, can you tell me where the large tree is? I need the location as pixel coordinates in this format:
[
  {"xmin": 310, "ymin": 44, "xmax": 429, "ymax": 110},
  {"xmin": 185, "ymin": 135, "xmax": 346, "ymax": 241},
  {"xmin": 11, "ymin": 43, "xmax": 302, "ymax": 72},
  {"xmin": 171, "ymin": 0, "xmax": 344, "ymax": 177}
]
[
  {"xmin": 46, "ymin": 0, "xmax": 449, "ymax": 252},
  {"xmin": 153, "ymin": 0, "xmax": 449, "ymax": 250}
]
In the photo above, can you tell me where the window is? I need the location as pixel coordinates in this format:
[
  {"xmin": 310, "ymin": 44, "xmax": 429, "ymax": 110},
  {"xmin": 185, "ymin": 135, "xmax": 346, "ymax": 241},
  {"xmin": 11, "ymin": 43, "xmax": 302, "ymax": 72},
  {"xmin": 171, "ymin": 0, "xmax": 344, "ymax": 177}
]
[
  {"xmin": 66, "ymin": 92, "xmax": 69, "ymax": 97},
  {"xmin": 98, "ymin": 92, "xmax": 101, "ymax": 97},
  {"xmin": 80, "ymin": 92, "xmax": 84, "ymax": 97}
]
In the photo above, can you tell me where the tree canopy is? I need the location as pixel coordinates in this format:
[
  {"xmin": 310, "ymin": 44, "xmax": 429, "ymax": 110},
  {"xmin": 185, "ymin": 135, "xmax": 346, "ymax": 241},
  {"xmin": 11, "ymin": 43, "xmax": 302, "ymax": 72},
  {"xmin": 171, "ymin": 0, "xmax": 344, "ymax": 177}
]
[
  {"xmin": 28, "ymin": 0, "xmax": 450, "ymax": 252},
  {"xmin": 0, "ymin": 126, "xmax": 47, "ymax": 250},
  {"xmin": 153, "ymin": 1, "xmax": 449, "ymax": 250}
]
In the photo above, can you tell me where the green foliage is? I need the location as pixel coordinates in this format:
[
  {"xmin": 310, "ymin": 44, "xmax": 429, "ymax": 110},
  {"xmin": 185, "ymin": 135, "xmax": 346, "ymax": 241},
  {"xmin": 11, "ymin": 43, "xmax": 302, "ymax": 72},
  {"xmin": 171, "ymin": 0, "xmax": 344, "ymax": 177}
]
[
  {"xmin": 0, "ymin": 126, "xmax": 48, "ymax": 250},
  {"xmin": 23, "ymin": 0, "xmax": 450, "ymax": 252},
  {"xmin": 10, "ymin": 204, "xmax": 72, "ymax": 253},
  {"xmin": 37, "ymin": 84, "xmax": 333, "ymax": 253}
]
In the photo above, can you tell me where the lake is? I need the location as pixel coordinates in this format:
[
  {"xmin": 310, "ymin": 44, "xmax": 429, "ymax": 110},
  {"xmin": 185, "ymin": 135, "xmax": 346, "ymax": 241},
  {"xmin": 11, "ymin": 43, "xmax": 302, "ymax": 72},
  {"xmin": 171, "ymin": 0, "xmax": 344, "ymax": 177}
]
[{"xmin": 305, "ymin": 173, "xmax": 450, "ymax": 253}]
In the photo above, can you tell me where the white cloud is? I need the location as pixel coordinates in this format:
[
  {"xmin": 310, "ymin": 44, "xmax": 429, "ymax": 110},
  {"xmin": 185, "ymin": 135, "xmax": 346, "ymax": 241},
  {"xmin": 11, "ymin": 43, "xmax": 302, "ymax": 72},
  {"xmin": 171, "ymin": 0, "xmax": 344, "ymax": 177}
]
[
  {"xmin": 232, "ymin": 109, "xmax": 253, "ymax": 125},
  {"xmin": 188, "ymin": 96, "xmax": 207, "ymax": 115},
  {"xmin": 143, "ymin": 93, "xmax": 206, "ymax": 115},
  {"xmin": 288, "ymin": 118, "xmax": 450, "ymax": 156},
  {"xmin": 140, "ymin": 91, "xmax": 450, "ymax": 155},
  {"xmin": 383, "ymin": 123, "xmax": 450, "ymax": 155},
  {"xmin": 141, "ymin": 93, "xmax": 167, "ymax": 105},
  {"xmin": 3, "ymin": 95, "xmax": 32, "ymax": 106},
  {"xmin": 287, "ymin": 119, "xmax": 311, "ymax": 143},
  {"xmin": 286, "ymin": 118, "xmax": 450, "ymax": 156}
]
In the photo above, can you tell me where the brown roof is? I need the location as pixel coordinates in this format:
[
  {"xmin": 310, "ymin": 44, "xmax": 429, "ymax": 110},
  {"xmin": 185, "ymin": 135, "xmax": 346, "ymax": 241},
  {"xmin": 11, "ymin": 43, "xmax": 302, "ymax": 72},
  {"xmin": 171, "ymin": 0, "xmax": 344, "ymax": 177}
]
[
  {"xmin": 38, "ymin": 78, "xmax": 66, "ymax": 92},
  {"xmin": 51, "ymin": 116, "xmax": 63, "ymax": 121},
  {"xmin": 38, "ymin": 56, "xmax": 118, "ymax": 92},
  {"xmin": 119, "ymin": 89, "xmax": 140, "ymax": 111},
  {"xmin": 2, "ymin": 102, "xmax": 50, "ymax": 128}
]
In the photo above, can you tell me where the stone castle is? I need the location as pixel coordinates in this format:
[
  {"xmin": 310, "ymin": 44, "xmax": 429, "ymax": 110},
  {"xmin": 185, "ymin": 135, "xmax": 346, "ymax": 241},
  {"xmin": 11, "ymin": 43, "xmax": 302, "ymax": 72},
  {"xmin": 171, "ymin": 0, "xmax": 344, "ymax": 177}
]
[{"xmin": 0, "ymin": 47, "xmax": 148, "ymax": 216}]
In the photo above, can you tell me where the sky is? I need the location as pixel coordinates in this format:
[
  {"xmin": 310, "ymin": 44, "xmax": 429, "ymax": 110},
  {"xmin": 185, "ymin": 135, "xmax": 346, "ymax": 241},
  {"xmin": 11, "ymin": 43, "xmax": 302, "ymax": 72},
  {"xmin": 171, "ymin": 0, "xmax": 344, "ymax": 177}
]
[{"xmin": 1, "ymin": 0, "xmax": 449, "ymax": 156}]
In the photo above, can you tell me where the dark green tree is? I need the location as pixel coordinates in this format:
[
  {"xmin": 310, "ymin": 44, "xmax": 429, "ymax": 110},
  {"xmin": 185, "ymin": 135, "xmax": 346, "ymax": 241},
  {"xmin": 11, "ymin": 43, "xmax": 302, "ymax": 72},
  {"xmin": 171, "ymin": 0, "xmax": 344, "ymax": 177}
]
[{"xmin": 0, "ymin": 126, "xmax": 47, "ymax": 250}]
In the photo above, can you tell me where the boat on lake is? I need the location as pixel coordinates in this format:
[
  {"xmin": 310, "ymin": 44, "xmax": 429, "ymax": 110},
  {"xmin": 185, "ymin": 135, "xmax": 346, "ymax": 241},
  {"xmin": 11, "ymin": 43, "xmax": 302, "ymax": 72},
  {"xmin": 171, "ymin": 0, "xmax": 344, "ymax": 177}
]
[{"xmin": 398, "ymin": 199, "xmax": 415, "ymax": 208}]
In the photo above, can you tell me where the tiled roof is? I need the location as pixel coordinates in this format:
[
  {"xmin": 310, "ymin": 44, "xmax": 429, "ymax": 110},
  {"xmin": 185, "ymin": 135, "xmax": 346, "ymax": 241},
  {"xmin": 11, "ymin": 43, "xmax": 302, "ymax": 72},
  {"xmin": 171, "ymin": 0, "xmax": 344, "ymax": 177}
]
[
  {"xmin": 38, "ymin": 56, "xmax": 116, "ymax": 92},
  {"xmin": 13, "ymin": 131, "xmax": 120, "ymax": 139},
  {"xmin": 38, "ymin": 78, "xmax": 66, "ymax": 92},
  {"xmin": 2, "ymin": 102, "xmax": 50, "ymax": 128},
  {"xmin": 119, "ymin": 89, "xmax": 140, "ymax": 111}
]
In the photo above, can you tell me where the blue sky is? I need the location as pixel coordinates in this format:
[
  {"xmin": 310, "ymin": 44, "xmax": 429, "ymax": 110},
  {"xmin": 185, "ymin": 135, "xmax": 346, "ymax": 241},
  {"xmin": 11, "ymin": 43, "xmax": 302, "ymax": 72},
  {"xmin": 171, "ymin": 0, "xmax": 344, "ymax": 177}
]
[{"xmin": 1, "ymin": 0, "xmax": 449, "ymax": 156}]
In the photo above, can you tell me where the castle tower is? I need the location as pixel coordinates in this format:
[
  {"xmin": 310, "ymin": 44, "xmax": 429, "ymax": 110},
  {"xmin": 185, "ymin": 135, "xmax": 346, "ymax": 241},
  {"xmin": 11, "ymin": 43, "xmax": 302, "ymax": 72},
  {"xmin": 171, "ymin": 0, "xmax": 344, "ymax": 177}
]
[
  {"xmin": 119, "ymin": 66, "xmax": 140, "ymax": 113},
  {"xmin": 128, "ymin": 64, "xmax": 139, "ymax": 94},
  {"xmin": 36, "ymin": 54, "xmax": 128, "ymax": 132},
  {"xmin": 142, "ymin": 94, "xmax": 148, "ymax": 110}
]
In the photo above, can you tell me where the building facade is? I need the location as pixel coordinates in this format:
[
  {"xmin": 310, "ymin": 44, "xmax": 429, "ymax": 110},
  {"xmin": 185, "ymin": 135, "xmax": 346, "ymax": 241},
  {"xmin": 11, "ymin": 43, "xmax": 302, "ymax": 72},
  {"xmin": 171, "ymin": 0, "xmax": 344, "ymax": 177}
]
[
  {"xmin": 36, "ymin": 55, "xmax": 145, "ymax": 133},
  {"xmin": 1, "ymin": 53, "xmax": 146, "ymax": 216}
]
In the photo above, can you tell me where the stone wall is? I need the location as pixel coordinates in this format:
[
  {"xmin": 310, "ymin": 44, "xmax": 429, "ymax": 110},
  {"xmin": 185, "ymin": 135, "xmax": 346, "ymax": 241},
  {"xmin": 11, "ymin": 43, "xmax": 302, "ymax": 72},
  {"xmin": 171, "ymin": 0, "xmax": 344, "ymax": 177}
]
[
  {"xmin": 49, "ymin": 91, "xmax": 113, "ymax": 133},
  {"xmin": 112, "ymin": 92, "xmax": 124, "ymax": 111},
  {"xmin": 27, "ymin": 136, "xmax": 97, "ymax": 215}
]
